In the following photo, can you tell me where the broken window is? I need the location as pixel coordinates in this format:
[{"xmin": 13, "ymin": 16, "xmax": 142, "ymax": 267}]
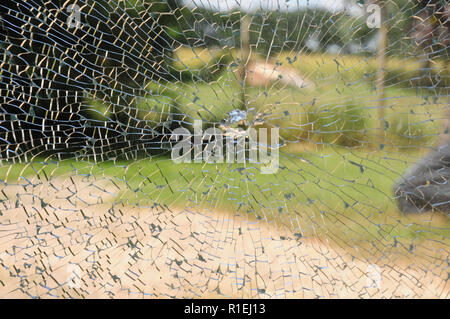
[{"xmin": 0, "ymin": 0, "xmax": 448, "ymax": 298}]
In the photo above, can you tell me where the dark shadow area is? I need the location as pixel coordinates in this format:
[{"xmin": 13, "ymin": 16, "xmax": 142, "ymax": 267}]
[{"xmin": 394, "ymin": 142, "xmax": 450, "ymax": 213}]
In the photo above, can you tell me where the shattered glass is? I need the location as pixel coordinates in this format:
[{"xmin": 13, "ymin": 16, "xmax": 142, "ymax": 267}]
[{"xmin": 0, "ymin": 0, "xmax": 448, "ymax": 298}]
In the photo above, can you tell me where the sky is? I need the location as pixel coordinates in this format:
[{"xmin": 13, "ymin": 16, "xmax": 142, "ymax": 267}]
[{"xmin": 183, "ymin": 0, "xmax": 362, "ymax": 13}]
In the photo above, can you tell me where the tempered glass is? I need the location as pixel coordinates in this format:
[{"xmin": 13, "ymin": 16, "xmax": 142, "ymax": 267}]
[{"xmin": 0, "ymin": 0, "xmax": 448, "ymax": 298}]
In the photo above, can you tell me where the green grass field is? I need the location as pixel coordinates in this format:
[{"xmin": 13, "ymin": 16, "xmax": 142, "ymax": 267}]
[
  {"xmin": 2, "ymin": 146, "xmax": 449, "ymax": 252},
  {"xmin": 146, "ymin": 48, "xmax": 448, "ymax": 148},
  {"xmin": 2, "ymin": 50, "xmax": 448, "ymax": 253},
  {"xmin": 86, "ymin": 48, "xmax": 447, "ymax": 150}
]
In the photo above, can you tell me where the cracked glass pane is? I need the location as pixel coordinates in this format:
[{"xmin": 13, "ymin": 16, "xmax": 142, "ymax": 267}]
[{"xmin": 0, "ymin": 0, "xmax": 449, "ymax": 298}]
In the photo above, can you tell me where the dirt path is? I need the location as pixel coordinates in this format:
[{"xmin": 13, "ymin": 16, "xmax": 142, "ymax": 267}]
[{"xmin": 0, "ymin": 176, "xmax": 448, "ymax": 298}]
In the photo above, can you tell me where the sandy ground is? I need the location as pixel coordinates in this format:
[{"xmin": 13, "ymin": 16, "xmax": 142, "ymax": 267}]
[{"xmin": 0, "ymin": 175, "xmax": 448, "ymax": 298}]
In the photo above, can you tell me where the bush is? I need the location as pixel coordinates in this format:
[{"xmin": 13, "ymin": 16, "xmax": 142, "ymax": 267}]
[{"xmin": 385, "ymin": 113, "xmax": 438, "ymax": 148}]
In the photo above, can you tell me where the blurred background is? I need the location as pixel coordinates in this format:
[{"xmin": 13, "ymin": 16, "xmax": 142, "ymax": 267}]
[{"xmin": 0, "ymin": 0, "xmax": 449, "ymax": 298}]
